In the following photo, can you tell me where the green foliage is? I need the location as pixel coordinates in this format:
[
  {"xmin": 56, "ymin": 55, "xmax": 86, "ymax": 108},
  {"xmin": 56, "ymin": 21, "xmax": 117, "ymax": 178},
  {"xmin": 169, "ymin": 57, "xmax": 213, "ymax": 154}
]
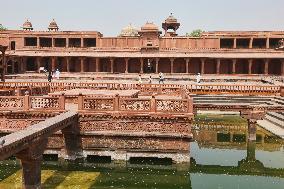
[
  {"xmin": 0, "ymin": 24, "xmax": 7, "ymax": 31},
  {"xmin": 186, "ymin": 29, "xmax": 203, "ymax": 37}
]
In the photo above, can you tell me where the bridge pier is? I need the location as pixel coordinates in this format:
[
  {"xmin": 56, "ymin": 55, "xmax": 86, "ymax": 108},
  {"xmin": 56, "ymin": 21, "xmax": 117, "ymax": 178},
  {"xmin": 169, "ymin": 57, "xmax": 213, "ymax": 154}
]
[
  {"xmin": 241, "ymin": 109, "xmax": 266, "ymax": 141},
  {"xmin": 61, "ymin": 121, "xmax": 83, "ymax": 161},
  {"xmin": 16, "ymin": 138, "xmax": 48, "ymax": 189},
  {"xmin": 248, "ymin": 119, "xmax": 257, "ymax": 141}
]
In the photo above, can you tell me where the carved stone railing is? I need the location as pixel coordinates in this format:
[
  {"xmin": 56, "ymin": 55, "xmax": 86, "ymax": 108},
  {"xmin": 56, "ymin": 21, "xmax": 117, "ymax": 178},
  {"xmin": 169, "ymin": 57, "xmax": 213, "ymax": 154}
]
[
  {"xmin": 0, "ymin": 82, "xmax": 281, "ymax": 96},
  {"xmin": 119, "ymin": 98, "xmax": 151, "ymax": 112},
  {"xmin": 78, "ymin": 94, "xmax": 114, "ymax": 111},
  {"xmin": 78, "ymin": 95, "xmax": 193, "ymax": 115},
  {"xmin": 156, "ymin": 99, "xmax": 192, "ymax": 113},
  {"xmin": 0, "ymin": 95, "xmax": 65, "ymax": 111},
  {"xmin": 0, "ymin": 96, "xmax": 25, "ymax": 110},
  {"xmin": 185, "ymin": 84, "xmax": 280, "ymax": 96},
  {"xmin": 30, "ymin": 96, "xmax": 65, "ymax": 110}
]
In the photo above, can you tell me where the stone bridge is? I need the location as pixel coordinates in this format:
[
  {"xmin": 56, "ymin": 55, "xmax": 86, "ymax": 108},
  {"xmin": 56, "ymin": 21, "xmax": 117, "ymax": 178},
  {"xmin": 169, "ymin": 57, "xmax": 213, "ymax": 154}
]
[{"xmin": 0, "ymin": 111, "xmax": 82, "ymax": 188}]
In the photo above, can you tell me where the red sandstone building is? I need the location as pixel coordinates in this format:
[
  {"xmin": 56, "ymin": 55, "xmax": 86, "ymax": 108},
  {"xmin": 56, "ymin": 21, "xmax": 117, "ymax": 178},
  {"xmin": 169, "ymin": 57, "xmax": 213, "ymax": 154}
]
[{"xmin": 1, "ymin": 14, "xmax": 284, "ymax": 75}]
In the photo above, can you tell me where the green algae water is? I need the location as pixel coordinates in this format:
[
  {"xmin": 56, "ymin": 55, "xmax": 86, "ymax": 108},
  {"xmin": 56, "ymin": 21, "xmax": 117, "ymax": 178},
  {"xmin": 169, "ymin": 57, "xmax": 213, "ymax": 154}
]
[{"xmin": 0, "ymin": 115, "xmax": 284, "ymax": 189}]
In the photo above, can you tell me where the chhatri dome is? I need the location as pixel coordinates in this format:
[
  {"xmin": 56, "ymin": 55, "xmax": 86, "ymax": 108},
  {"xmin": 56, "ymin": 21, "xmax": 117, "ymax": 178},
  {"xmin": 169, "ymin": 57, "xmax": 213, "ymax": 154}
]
[
  {"xmin": 119, "ymin": 24, "xmax": 139, "ymax": 37},
  {"xmin": 162, "ymin": 13, "xmax": 180, "ymax": 36},
  {"xmin": 165, "ymin": 13, "xmax": 178, "ymax": 23},
  {"xmin": 48, "ymin": 19, "xmax": 59, "ymax": 31},
  {"xmin": 141, "ymin": 22, "xmax": 159, "ymax": 32},
  {"xmin": 22, "ymin": 19, "xmax": 33, "ymax": 31}
]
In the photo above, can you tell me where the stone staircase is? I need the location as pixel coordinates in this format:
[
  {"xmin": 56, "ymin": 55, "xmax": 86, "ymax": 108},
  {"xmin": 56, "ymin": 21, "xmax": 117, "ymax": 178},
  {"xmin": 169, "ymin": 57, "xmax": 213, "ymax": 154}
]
[
  {"xmin": 259, "ymin": 97, "xmax": 284, "ymax": 139},
  {"xmin": 193, "ymin": 95, "xmax": 273, "ymax": 105},
  {"xmin": 193, "ymin": 95, "xmax": 284, "ymax": 138}
]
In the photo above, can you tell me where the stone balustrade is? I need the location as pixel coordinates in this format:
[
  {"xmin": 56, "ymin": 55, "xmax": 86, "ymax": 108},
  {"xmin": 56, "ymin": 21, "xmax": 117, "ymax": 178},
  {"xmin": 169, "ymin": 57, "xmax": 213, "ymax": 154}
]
[
  {"xmin": 78, "ymin": 94, "xmax": 193, "ymax": 115},
  {"xmin": 0, "ymin": 82, "xmax": 281, "ymax": 96},
  {"xmin": 185, "ymin": 84, "xmax": 280, "ymax": 96},
  {"xmin": 0, "ymin": 95, "xmax": 65, "ymax": 111}
]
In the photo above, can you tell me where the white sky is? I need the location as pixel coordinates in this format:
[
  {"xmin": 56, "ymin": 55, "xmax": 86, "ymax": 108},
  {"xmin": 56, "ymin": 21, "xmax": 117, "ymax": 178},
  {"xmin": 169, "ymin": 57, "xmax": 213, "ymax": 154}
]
[{"xmin": 1, "ymin": 0, "xmax": 284, "ymax": 36}]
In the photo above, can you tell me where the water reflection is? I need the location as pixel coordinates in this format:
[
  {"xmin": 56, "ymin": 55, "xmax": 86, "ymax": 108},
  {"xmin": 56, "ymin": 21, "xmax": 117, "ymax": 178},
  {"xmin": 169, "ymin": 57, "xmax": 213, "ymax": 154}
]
[{"xmin": 0, "ymin": 119, "xmax": 284, "ymax": 189}]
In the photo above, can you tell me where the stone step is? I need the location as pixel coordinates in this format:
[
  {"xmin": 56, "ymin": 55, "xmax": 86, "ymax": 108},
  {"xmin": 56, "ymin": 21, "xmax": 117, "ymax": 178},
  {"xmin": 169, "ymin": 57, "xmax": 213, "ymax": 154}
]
[
  {"xmin": 193, "ymin": 98, "xmax": 271, "ymax": 101},
  {"xmin": 266, "ymin": 112, "xmax": 284, "ymax": 122},
  {"xmin": 257, "ymin": 120, "xmax": 284, "ymax": 139},
  {"xmin": 193, "ymin": 99, "xmax": 269, "ymax": 102},
  {"xmin": 274, "ymin": 96, "xmax": 284, "ymax": 101},
  {"xmin": 271, "ymin": 98, "xmax": 284, "ymax": 106},
  {"xmin": 193, "ymin": 98, "xmax": 272, "ymax": 102},
  {"xmin": 265, "ymin": 114, "xmax": 284, "ymax": 129},
  {"xmin": 194, "ymin": 95, "xmax": 272, "ymax": 99},
  {"xmin": 193, "ymin": 99, "xmax": 268, "ymax": 105}
]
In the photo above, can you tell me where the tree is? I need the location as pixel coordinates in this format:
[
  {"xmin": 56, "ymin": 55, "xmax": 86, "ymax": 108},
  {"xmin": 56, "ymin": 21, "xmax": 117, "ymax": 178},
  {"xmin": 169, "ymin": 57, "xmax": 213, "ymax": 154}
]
[
  {"xmin": 186, "ymin": 29, "xmax": 203, "ymax": 37},
  {"xmin": 0, "ymin": 24, "xmax": 7, "ymax": 31}
]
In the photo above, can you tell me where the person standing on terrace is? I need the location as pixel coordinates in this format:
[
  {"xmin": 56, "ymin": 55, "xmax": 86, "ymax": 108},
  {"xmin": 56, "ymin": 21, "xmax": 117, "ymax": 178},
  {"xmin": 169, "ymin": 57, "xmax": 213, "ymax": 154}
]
[
  {"xmin": 196, "ymin": 73, "xmax": 201, "ymax": 84},
  {"xmin": 138, "ymin": 74, "xmax": 142, "ymax": 84},
  {"xmin": 159, "ymin": 72, "xmax": 164, "ymax": 84},
  {"xmin": 47, "ymin": 71, "xmax": 52, "ymax": 82}
]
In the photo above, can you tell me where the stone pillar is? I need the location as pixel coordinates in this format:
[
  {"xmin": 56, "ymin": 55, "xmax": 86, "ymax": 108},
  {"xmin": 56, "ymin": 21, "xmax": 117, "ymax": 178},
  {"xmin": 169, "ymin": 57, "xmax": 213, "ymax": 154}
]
[
  {"xmin": 233, "ymin": 38, "xmax": 237, "ymax": 49},
  {"xmin": 16, "ymin": 138, "xmax": 48, "ymax": 189},
  {"xmin": 51, "ymin": 57, "xmax": 56, "ymax": 71},
  {"xmin": 66, "ymin": 38, "xmax": 69, "ymax": 48},
  {"xmin": 22, "ymin": 57, "xmax": 27, "ymax": 73},
  {"xmin": 185, "ymin": 58, "xmax": 190, "ymax": 73},
  {"xmin": 170, "ymin": 58, "xmax": 174, "ymax": 74},
  {"xmin": 230, "ymin": 133, "xmax": 234, "ymax": 142},
  {"xmin": 216, "ymin": 59, "xmax": 221, "ymax": 74},
  {"xmin": 247, "ymin": 140, "xmax": 256, "ymax": 162},
  {"xmin": 21, "ymin": 157, "xmax": 42, "ymax": 189},
  {"xmin": 80, "ymin": 57, "xmax": 85, "ymax": 73},
  {"xmin": 96, "ymin": 57, "xmax": 99, "ymax": 72},
  {"xmin": 281, "ymin": 59, "xmax": 284, "ymax": 76},
  {"xmin": 61, "ymin": 120, "xmax": 83, "ymax": 160},
  {"xmin": 66, "ymin": 57, "xmax": 70, "ymax": 72},
  {"xmin": 264, "ymin": 59, "xmax": 269, "ymax": 75},
  {"xmin": 140, "ymin": 58, "xmax": 143, "ymax": 74},
  {"xmin": 247, "ymin": 119, "xmax": 257, "ymax": 141},
  {"xmin": 266, "ymin": 38, "xmax": 270, "ymax": 49},
  {"xmin": 110, "ymin": 58, "xmax": 114, "ymax": 73},
  {"xmin": 201, "ymin": 58, "xmax": 205, "ymax": 74},
  {"xmin": 37, "ymin": 38, "xmax": 40, "ymax": 48},
  {"xmin": 248, "ymin": 59, "xmax": 253, "ymax": 75},
  {"xmin": 36, "ymin": 57, "xmax": 41, "ymax": 72},
  {"xmin": 125, "ymin": 58, "xmax": 129, "ymax": 73},
  {"xmin": 249, "ymin": 38, "xmax": 253, "ymax": 49},
  {"xmin": 81, "ymin": 38, "xmax": 84, "ymax": 48},
  {"xmin": 52, "ymin": 38, "xmax": 55, "ymax": 47},
  {"xmin": 232, "ymin": 59, "xmax": 237, "ymax": 74},
  {"xmin": 155, "ymin": 58, "xmax": 159, "ymax": 74}
]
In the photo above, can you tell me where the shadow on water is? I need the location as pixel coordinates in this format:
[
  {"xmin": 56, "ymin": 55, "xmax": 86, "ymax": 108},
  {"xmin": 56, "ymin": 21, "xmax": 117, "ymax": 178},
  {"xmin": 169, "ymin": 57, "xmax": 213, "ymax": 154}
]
[{"xmin": 129, "ymin": 157, "xmax": 172, "ymax": 165}]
